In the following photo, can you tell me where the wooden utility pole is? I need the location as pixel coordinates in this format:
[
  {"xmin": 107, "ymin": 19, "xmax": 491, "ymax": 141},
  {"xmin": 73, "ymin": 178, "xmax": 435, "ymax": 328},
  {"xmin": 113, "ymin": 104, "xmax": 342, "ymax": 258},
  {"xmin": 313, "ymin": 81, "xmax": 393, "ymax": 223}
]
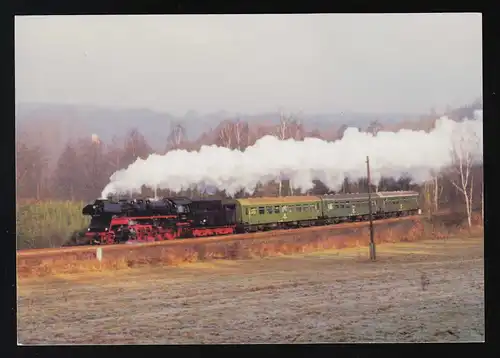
[{"xmin": 366, "ymin": 156, "xmax": 376, "ymax": 261}]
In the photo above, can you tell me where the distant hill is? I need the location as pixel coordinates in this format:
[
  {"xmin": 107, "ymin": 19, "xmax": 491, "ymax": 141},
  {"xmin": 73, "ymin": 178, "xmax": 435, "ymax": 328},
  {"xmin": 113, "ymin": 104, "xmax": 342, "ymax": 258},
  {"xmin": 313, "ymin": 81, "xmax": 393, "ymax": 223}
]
[{"xmin": 15, "ymin": 102, "xmax": 421, "ymax": 149}]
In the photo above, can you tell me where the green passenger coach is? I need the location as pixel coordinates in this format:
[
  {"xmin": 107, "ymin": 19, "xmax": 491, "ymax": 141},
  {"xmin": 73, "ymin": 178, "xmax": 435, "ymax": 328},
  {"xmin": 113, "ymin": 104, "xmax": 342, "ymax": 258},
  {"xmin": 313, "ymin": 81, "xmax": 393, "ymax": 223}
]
[
  {"xmin": 320, "ymin": 193, "xmax": 377, "ymax": 223},
  {"xmin": 320, "ymin": 190, "xmax": 420, "ymax": 222},
  {"xmin": 376, "ymin": 191, "xmax": 420, "ymax": 216},
  {"xmin": 235, "ymin": 196, "xmax": 322, "ymax": 232}
]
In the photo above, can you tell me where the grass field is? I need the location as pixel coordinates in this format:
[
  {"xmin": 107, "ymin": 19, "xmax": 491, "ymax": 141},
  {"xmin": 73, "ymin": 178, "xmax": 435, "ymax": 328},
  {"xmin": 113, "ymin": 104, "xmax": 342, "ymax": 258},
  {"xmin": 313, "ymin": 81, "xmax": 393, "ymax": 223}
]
[
  {"xmin": 17, "ymin": 236, "xmax": 484, "ymax": 344},
  {"xmin": 16, "ymin": 200, "xmax": 89, "ymax": 250}
]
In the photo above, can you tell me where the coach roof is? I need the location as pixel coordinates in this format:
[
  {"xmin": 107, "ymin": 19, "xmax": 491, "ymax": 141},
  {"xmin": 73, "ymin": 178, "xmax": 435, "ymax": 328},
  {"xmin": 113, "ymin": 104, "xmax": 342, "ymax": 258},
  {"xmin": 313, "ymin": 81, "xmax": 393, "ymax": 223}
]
[
  {"xmin": 322, "ymin": 191, "xmax": 419, "ymax": 201},
  {"xmin": 376, "ymin": 191, "xmax": 419, "ymax": 198},
  {"xmin": 236, "ymin": 196, "xmax": 320, "ymax": 206}
]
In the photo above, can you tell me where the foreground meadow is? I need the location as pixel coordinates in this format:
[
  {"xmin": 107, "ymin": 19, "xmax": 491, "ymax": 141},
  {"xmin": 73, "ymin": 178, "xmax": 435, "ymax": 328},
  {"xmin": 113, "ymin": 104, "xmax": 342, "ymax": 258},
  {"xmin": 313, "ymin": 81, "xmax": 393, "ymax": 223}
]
[{"xmin": 17, "ymin": 236, "xmax": 484, "ymax": 344}]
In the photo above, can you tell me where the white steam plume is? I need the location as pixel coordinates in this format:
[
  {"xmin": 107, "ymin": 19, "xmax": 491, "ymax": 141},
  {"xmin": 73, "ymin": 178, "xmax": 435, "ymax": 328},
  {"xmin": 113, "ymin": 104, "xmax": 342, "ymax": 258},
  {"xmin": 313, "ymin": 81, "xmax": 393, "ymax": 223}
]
[{"xmin": 101, "ymin": 111, "xmax": 483, "ymax": 198}]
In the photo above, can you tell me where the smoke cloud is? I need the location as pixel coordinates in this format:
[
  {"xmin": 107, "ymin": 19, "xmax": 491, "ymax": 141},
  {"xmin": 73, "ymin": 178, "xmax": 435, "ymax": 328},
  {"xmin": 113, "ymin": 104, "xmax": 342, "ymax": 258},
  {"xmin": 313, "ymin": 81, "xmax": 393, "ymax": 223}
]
[{"xmin": 101, "ymin": 111, "xmax": 483, "ymax": 198}]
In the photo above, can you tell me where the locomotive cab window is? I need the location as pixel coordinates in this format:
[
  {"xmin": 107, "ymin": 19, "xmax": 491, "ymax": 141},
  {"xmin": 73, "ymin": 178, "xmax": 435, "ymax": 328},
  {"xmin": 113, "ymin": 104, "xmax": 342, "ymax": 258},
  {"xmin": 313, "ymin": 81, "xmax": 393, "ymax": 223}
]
[
  {"xmin": 258, "ymin": 207, "xmax": 265, "ymax": 215},
  {"xmin": 245, "ymin": 208, "xmax": 249, "ymax": 215}
]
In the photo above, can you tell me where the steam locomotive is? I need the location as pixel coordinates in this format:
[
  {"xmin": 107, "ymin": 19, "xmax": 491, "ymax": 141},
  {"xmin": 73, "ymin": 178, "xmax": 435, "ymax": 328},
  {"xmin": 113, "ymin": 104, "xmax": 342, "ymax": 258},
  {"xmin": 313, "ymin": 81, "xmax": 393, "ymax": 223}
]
[{"xmin": 66, "ymin": 191, "xmax": 421, "ymax": 246}]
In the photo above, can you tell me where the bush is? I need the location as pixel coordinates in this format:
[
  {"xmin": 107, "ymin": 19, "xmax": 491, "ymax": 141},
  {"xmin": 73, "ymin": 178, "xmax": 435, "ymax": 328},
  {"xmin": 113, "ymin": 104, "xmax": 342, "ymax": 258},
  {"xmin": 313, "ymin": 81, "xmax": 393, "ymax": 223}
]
[{"xmin": 16, "ymin": 200, "xmax": 89, "ymax": 249}]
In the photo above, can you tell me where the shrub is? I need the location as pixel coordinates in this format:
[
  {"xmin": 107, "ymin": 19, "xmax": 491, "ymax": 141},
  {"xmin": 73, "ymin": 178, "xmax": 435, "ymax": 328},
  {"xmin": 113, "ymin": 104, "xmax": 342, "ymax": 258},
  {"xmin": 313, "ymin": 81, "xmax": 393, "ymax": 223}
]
[{"xmin": 16, "ymin": 200, "xmax": 89, "ymax": 249}]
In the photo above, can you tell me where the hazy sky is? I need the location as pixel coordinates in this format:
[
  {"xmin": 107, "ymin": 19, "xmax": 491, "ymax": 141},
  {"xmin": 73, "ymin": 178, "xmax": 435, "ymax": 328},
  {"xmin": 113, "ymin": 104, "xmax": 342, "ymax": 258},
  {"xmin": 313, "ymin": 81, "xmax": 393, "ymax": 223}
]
[{"xmin": 15, "ymin": 14, "xmax": 482, "ymax": 116}]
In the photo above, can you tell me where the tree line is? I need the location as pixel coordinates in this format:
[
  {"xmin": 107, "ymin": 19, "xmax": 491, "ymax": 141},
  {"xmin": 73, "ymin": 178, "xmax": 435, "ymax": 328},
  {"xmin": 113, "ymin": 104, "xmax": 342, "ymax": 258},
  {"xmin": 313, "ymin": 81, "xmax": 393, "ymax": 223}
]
[{"xmin": 16, "ymin": 112, "xmax": 483, "ymax": 228}]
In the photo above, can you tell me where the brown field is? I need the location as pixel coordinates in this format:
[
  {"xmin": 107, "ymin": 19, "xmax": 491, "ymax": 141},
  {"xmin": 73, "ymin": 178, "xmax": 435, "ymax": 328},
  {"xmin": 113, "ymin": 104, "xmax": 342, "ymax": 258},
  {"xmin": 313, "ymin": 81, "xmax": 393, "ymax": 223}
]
[
  {"xmin": 17, "ymin": 236, "xmax": 484, "ymax": 344},
  {"xmin": 16, "ymin": 216, "xmax": 440, "ymax": 278}
]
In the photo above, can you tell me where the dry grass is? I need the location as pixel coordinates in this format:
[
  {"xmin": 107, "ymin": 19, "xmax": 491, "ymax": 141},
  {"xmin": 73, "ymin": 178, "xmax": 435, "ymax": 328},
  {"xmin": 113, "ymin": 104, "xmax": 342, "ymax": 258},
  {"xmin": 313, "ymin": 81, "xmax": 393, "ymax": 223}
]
[
  {"xmin": 17, "ymin": 237, "xmax": 484, "ymax": 344},
  {"xmin": 17, "ymin": 212, "xmax": 483, "ymax": 279}
]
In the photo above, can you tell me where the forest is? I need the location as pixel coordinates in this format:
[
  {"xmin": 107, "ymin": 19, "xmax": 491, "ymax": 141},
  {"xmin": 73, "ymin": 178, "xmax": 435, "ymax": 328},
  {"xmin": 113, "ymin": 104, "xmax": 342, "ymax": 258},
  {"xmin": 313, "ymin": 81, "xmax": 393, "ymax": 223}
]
[{"xmin": 16, "ymin": 104, "xmax": 483, "ymax": 249}]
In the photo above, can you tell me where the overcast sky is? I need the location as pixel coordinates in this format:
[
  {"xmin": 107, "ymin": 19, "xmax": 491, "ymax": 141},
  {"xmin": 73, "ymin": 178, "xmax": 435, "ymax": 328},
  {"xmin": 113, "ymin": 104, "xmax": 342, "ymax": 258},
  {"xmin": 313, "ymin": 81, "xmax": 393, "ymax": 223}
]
[{"xmin": 15, "ymin": 14, "xmax": 482, "ymax": 116}]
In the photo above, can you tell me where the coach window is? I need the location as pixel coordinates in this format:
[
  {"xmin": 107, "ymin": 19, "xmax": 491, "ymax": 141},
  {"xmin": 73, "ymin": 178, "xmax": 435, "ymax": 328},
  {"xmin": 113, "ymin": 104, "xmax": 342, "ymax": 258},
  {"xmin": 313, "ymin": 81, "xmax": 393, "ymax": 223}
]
[
  {"xmin": 258, "ymin": 207, "xmax": 265, "ymax": 215},
  {"xmin": 296, "ymin": 205, "xmax": 302, "ymax": 212},
  {"xmin": 266, "ymin": 206, "xmax": 273, "ymax": 214},
  {"xmin": 274, "ymin": 205, "xmax": 280, "ymax": 214},
  {"xmin": 281, "ymin": 205, "xmax": 288, "ymax": 213},
  {"xmin": 303, "ymin": 205, "xmax": 309, "ymax": 212},
  {"xmin": 245, "ymin": 208, "xmax": 249, "ymax": 215}
]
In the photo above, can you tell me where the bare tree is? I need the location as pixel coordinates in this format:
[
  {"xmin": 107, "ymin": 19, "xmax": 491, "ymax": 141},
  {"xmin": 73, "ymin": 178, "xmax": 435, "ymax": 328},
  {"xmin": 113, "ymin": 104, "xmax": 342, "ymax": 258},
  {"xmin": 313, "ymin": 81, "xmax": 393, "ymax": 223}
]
[
  {"xmin": 15, "ymin": 140, "xmax": 48, "ymax": 200},
  {"xmin": 430, "ymin": 170, "xmax": 443, "ymax": 213},
  {"xmin": 77, "ymin": 138, "xmax": 109, "ymax": 201},
  {"xmin": 289, "ymin": 116, "xmax": 305, "ymax": 141},
  {"xmin": 423, "ymin": 181, "xmax": 432, "ymax": 217},
  {"xmin": 52, "ymin": 143, "xmax": 81, "ymax": 200},
  {"xmin": 233, "ymin": 119, "xmax": 250, "ymax": 151},
  {"xmin": 218, "ymin": 120, "xmax": 234, "ymax": 149},
  {"xmin": 274, "ymin": 112, "xmax": 294, "ymax": 196},
  {"xmin": 367, "ymin": 120, "xmax": 383, "ymax": 136},
  {"xmin": 308, "ymin": 129, "xmax": 322, "ymax": 139},
  {"xmin": 336, "ymin": 124, "xmax": 348, "ymax": 140},
  {"xmin": 121, "ymin": 129, "xmax": 153, "ymax": 168},
  {"xmin": 342, "ymin": 177, "xmax": 351, "ymax": 194},
  {"xmin": 167, "ymin": 122, "xmax": 187, "ymax": 150},
  {"xmin": 106, "ymin": 135, "xmax": 124, "ymax": 171},
  {"xmin": 448, "ymin": 129, "xmax": 480, "ymax": 228},
  {"xmin": 276, "ymin": 112, "xmax": 289, "ymax": 141}
]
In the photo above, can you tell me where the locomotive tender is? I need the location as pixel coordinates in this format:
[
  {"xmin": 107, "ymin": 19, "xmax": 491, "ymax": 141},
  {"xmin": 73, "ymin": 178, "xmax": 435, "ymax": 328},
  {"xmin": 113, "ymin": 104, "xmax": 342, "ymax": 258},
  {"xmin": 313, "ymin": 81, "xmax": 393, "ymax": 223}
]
[{"xmin": 71, "ymin": 191, "xmax": 420, "ymax": 246}]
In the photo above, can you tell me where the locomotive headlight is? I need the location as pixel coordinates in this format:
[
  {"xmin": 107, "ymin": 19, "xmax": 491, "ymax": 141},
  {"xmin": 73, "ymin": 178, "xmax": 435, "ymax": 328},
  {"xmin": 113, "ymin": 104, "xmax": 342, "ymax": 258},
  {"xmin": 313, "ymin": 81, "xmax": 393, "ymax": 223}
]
[
  {"xmin": 105, "ymin": 228, "xmax": 108, "ymax": 231},
  {"xmin": 87, "ymin": 228, "xmax": 91, "ymax": 231}
]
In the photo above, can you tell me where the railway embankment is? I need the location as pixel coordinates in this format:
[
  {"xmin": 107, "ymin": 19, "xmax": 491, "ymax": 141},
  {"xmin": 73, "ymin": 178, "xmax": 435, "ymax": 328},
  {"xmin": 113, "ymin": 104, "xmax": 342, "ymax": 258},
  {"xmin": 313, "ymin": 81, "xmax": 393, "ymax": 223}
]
[{"xmin": 16, "ymin": 212, "xmax": 482, "ymax": 278}]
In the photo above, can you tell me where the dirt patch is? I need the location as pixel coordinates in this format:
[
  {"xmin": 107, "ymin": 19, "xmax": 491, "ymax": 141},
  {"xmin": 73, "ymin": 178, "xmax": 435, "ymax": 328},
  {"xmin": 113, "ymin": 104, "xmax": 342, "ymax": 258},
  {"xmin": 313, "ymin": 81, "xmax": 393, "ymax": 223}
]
[{"xmin": 17, "ymin": 237, "xmax": 484, "ymax": 344}]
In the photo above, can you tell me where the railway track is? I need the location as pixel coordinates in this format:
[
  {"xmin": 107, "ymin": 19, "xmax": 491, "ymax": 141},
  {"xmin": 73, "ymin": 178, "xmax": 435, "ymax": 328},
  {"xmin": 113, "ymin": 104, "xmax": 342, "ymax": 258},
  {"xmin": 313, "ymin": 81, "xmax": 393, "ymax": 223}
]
[{"xmin": 17, "ymin": 215, "xmax": 421, "ymax": 258}]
